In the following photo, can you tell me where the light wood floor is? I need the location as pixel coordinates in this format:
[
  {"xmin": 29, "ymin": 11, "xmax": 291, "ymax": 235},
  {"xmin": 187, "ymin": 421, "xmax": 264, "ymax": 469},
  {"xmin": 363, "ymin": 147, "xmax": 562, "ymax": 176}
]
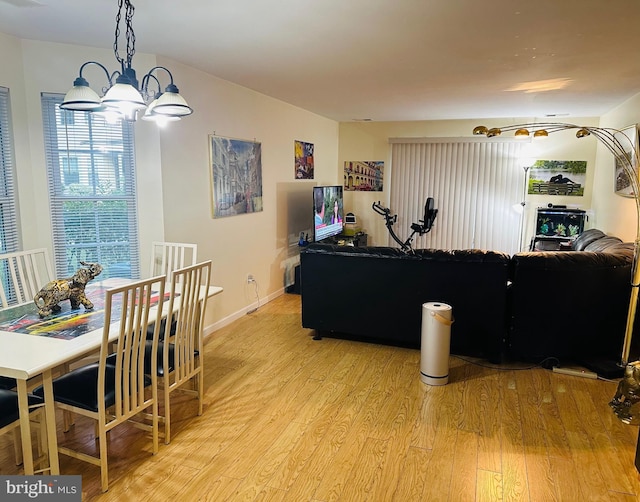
[{"xmin": 2, "ymin": 293, "xmax": 640, "ymax": 501}]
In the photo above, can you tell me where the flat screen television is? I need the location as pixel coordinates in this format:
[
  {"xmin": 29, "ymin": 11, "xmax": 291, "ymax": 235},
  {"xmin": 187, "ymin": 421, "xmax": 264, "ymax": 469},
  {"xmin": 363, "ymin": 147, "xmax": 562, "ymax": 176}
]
[{"xmin": 313, "ymin": 185, "xmax": 344, "ymax": 242}]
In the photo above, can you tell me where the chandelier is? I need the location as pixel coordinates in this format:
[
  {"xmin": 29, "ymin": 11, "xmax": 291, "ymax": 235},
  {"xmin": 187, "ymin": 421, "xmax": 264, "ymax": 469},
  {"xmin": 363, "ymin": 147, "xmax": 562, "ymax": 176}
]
[
  {"xmin": 60, "ymin": 0, "xmax": 193, "ymax": 124},
  {"xmin": 474, "ymin": 122, "xmax": 640, "ymax": 368}
]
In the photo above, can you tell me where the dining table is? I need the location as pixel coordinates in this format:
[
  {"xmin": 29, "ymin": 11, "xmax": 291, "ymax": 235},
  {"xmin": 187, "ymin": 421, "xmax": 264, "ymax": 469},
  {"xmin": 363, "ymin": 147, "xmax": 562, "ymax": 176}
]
[{"xmin": 0, "ymin": 276, "xmax": 223, "ymax": 476}]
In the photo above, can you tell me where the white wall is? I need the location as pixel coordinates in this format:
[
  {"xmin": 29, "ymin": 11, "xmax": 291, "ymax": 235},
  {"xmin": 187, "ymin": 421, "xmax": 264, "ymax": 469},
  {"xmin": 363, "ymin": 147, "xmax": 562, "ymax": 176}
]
[
  {"xmin": 339, "ymin": 118, "xmax": 600, "ymax": 249},
  {"xmin": 595, "ymin": 94, "xmax": 640, "ymax": 242},
  {"xmin": 0, "ymin": 32, "xmax": 339, "ymax": 334}
]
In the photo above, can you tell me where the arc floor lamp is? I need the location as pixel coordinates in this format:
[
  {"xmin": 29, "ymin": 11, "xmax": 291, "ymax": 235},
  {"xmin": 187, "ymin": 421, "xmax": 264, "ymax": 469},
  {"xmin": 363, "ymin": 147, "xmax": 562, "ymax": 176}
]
[{"xmin": 473, "ymin": 123, "xmax": 640, "ymax": 369}]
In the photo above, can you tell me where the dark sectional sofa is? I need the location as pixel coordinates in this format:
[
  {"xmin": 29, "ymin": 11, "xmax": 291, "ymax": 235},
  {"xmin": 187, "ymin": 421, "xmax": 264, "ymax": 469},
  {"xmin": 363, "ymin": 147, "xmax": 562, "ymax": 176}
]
[{"xmin": 300, "ymin": 229, "xmax": 638, "ymax": 367}]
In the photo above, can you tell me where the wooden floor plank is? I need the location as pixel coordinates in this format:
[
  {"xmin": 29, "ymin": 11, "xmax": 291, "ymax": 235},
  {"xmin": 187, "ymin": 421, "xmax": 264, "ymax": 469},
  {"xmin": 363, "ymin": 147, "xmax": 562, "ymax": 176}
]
[
  {"xmin": 498, "ymin": 371, "xmax": 529, "ymax": 502},
  {"xmin": 450, "ymin": 429, "xmax": 479, "ymax": 502},
  {"xmin": 391, "ymin": 446, "xmax": 433, "ymax": 501},
  {"xmin": 515, "ymin": 366, "xmax": 559, "ymax": 501}
]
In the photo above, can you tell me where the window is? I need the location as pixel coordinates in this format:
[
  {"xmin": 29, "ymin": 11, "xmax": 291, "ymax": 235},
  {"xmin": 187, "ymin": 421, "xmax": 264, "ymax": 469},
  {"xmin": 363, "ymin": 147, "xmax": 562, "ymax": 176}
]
[
  {"xmin": 41, "ymin": 93, "xmax": 140, "ymax": 279},
  {"xmin": 0, "ymin": 87, "xmax": 18, "ymax": 255},
  {"xmin": 0, "ymin": 87, "xmax": 20, "ymax": 301},
  {"xmin": 61, "ymin": 156, "xmax": 79, "ymax": 185}
]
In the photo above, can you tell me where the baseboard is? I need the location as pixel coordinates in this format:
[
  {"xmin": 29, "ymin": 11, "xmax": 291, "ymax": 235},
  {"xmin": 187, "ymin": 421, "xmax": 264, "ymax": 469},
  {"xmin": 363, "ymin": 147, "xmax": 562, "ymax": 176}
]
[{"xmin": 203, "ymin": 287, "xmax": 285, "ymax": 340}]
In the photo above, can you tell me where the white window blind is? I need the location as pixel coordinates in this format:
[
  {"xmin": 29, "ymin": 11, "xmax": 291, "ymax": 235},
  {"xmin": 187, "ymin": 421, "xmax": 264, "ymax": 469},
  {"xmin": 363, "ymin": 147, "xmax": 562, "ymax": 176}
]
[
  {"xmin": 41, "ymin": 93, "xmax": 140, "ymax": 279},
  {"xmin": 0, "ymin": 87, "xmax": 20, "ymax": 304},
  {"xmin": 390, "ymin": 138, "xmax": 525, "ymax": 254},
  {"xmin": 0, "ymin": 87, "xmax": 19, "ymax": 255}
]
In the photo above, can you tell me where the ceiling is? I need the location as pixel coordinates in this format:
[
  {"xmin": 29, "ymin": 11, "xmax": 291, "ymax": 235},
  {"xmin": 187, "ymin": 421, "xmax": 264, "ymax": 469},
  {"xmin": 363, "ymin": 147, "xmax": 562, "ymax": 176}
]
[{"xmin": 1, "ymin": 0, "xmax": 640, "ymax": 123}]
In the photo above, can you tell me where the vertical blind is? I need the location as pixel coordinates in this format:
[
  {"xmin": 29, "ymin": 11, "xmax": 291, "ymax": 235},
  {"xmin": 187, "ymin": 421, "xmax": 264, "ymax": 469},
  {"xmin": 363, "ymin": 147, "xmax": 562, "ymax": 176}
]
[
  {"xmin": 390, "ymin": 138, "xmax": 525, "ymax": 254},
  {"xmin": 0, "ymin": 87, "xmax": 19, "ymax": 255},
  {"xmin": 41, "ymin": 93, "xmax": 140, "ymax": 279}
]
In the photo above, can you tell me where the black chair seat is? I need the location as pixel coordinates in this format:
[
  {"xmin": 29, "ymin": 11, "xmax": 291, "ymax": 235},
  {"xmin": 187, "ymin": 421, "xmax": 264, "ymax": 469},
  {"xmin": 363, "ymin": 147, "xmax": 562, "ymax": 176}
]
[
  {"xmin": 34, "ymin": 364, "xmax": 152, "ymax": 412},
  {"xmin": 0, "ymin": 376, "xmax": 16, "ymax": 390},
  {"xmin": 105, "ymin": 347, "xmax": 173, "ymax": 376},
  {"xmin": 145, "ymin": 340, "xmax": 174, "ymax": 377},
  {"xmin": 108, "ymin": 341, "xmax": 199, "ymax": 377},
  {"xmin": 146, "ymin": 318, "xmax": 177, "ymax": 340},
  {"xmin": 0, "ymin": 389, "xmax": 43, "ymax": 428},
  {"xmin": 143, "ymin": 340, "xmax": 200, "ymax": 377}
]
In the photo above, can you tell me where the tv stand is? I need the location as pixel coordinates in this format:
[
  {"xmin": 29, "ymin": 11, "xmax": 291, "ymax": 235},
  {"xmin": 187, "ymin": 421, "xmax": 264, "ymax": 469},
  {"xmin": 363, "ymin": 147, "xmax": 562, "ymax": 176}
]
[{"xmin": 329, "ymin": 232, "xmax": 367, "ymax": 247}]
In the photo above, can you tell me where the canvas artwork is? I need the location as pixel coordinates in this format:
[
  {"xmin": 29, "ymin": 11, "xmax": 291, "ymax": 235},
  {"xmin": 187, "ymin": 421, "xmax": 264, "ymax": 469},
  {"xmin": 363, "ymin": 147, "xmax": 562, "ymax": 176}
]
[
  {"xmin": 527, "ymin": 160, "xmax": 586, "ymax": 197},
  {"xmin": 295, "ymin": 140, "xmax": 314, "ymax": 179},
  {"xmin": 209, "ymin": 135, "xmax": 263, "ymax": 218},
  {"xmin": 344, "ymin": 161, "xmax": 384, "ymax": 191},
  {"xmin": 614, "ymin": 125, "xmax": 639, "ymax": 198}
]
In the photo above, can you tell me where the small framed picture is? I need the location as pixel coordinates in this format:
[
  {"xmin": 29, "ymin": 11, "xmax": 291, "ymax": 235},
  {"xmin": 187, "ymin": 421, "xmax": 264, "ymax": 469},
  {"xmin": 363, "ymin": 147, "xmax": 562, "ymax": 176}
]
[{"xmin": 614, "ymin": 125, "xmax": 639, "ymax": 198}]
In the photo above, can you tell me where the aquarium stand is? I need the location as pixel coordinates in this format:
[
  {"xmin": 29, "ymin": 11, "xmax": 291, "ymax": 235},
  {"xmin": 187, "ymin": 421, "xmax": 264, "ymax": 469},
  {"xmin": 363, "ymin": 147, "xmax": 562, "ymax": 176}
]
[{"xmin": 529, "ymin": 235, "xmax": 575, "ymax": 251}]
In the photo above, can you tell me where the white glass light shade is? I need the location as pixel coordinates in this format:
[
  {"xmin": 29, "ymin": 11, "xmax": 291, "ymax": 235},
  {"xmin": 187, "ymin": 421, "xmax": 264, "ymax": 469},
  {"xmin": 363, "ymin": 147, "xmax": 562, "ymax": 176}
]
[
  {"xmin": 142, "ymin": 99, "xmax": 180, "ymax": 125},
  {"xmin": 151, "ymin": 91, "xmax": 193, "ymax": 117},
  {"xmin": 142, "ymin": 113, "xmax": 180, "ymax": 126},
  {"xmin": 102, "ymin": 82, "xmax": 146, "ymax": 110},
  {"xmin": 93, "ymin": 107, "xmax": 124, "ymax": 124},
  {"xmin": 60, "ymin": 85, "xmax": 102, "ymax": 111}
]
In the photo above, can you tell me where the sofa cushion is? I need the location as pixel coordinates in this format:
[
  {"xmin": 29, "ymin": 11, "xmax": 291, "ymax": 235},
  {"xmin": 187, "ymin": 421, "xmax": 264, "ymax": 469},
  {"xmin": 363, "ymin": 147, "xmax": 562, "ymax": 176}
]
[
  {"xmin": 600, "ymin": 242, "xmax": 635, "ymax": 260},
  {"xmin": 583, "ymin": 236, "xmax": 623, "ymax": 252},
  {"xmin": 572, "ymin": 228, "xmax": 606, "ymax": 250}
]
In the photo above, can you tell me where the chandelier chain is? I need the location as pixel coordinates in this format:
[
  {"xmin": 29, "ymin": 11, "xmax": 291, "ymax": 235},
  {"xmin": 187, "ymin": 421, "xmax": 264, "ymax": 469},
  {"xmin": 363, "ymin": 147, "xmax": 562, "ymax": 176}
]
[{"xmin": 113, "ymin": 0, "xmax": 136, "ymax": 68}]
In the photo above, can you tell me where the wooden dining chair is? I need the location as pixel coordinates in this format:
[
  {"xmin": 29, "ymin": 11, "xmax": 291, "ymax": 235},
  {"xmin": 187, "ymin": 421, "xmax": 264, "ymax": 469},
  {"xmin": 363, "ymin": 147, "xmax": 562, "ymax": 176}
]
[
  {"xmin": 35, "ymin": 275, "xmax": 166, "ymax": 492},
  {"xmin": 146, "ymin": 242, "xmax": 197, "ymax": 340},
  {"xmin": 0, "ymin": 248, "xmax": 54, "ymax": 392},
  {"xmin": 147, "ymin": 260, "xmax": 211, "ymax": 444},
  {"xmin": 0, "ymin": 389, "xmax": 48, "ymax": 472},
  {"xmin": 149, "ymin": 241, "xmax": 197, "ymax": 279},
  {"xmin": 0, "ymin": 248, "xmax": 54, "ymax": 308}
]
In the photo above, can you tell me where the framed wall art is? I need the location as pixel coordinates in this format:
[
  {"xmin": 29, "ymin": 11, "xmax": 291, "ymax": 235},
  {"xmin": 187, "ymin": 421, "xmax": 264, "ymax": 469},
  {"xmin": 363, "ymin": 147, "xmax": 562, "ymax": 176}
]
[
  {"xmin": 527, "ymin": 159, "xmax": 586, "ymax": 197},
  {"xmin": 295, "ymin": 140, "xmax": 314, "ymax": 179},
  {"xmin": 344, "ymin": 161, "xmax": 384, "ymax": 191},
  {"xmin": 209, "ymin": 135, "xmax": 263, "ymax": 218},
  {"xmin": 614, "ymin": 125, "xmax": 639, "ymax": 198}
]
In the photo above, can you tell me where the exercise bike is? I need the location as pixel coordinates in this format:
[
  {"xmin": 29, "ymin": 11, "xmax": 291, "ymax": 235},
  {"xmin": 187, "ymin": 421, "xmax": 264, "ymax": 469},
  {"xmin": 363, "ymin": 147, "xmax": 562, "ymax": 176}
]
[{"xmin": 372, "ymin": 197, "xmax": 438, "ymax": 252}]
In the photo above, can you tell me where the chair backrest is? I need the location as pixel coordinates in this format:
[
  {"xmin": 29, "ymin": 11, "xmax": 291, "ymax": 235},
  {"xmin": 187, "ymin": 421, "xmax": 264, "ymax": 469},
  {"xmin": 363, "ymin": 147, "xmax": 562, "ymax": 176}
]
[
  {"xmin": 150, "ymin": 242, "xmax": 197, "ymax": 280},
  {"xmin": 165, "ymin": 261, "xmax": 212, "ymax": 384},
  {"xmin": 99, "ymin": 275, "xmax": 166, "ymax": 420},
  {"xmin": 0, "ymin": 248, "xmax": 54, "ymax": 308}
]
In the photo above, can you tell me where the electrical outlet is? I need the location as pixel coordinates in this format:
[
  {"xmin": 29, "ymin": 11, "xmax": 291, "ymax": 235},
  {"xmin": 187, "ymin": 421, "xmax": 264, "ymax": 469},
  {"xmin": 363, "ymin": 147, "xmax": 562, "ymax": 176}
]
[{"xmin": 247, "ymin": 274, "xmax": 255, "ymax": 284}]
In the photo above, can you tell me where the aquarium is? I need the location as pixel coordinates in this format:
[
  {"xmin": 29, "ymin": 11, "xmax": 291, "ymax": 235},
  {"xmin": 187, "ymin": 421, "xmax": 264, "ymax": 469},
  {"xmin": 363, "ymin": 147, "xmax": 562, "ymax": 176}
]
[{"xmin": 535, "ymin": 207, "xmax": 586, "ymax": 237}]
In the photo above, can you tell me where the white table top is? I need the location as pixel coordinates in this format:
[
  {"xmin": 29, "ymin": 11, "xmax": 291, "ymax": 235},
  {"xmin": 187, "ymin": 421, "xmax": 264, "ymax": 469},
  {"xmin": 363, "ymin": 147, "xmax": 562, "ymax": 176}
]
[{"xmin": 0, "ymin": 278, "xmax": 223, "ymax": 381}]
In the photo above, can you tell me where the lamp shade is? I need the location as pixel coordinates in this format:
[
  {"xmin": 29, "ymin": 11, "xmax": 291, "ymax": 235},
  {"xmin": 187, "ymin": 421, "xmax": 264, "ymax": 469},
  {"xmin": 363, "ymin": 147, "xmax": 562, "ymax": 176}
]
[
  {"xmin": 142, "ymin": 98, "xmax": 180, "ymax": 125},
  {"xmin": 102, "ymin": 83, "xmax": 146, "ymax": 110},
  {"xmin": 60, "ymin": 82, "xmax": 102, "ymax": 111},
  {"xmin": 151, "ymin": 91, "xmax": 193, "ymax": 117}
]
